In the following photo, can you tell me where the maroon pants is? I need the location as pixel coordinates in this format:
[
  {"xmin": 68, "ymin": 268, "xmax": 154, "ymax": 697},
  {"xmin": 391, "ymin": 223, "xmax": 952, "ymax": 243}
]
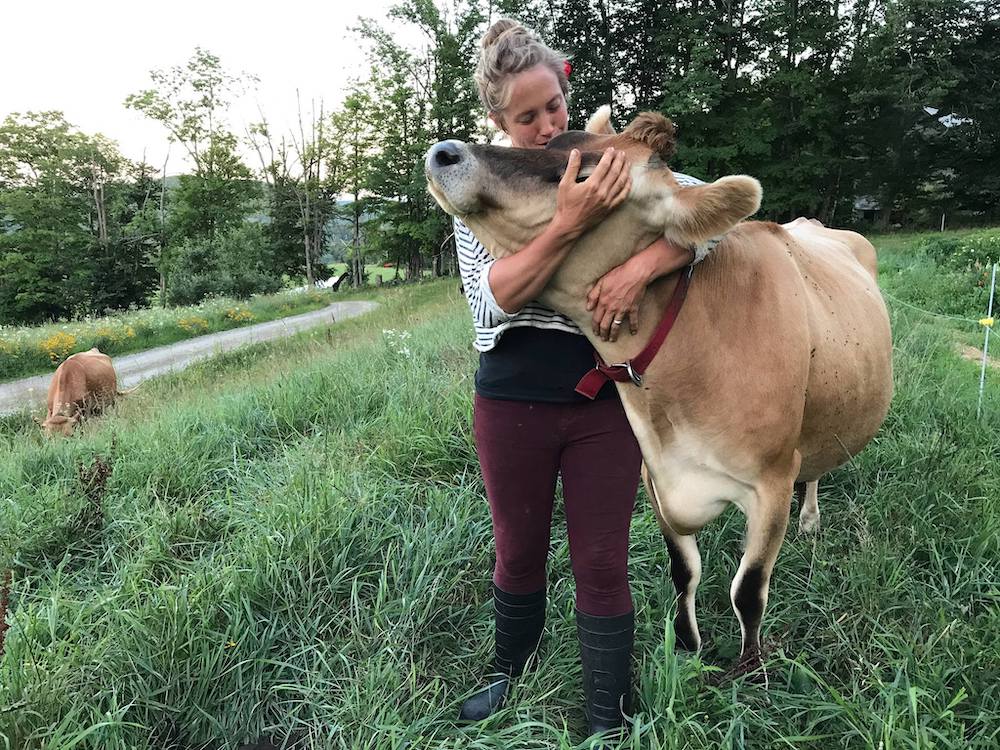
[{"xmin": 473, "ymin": 394, "xmax": 643, "ymax": 616}]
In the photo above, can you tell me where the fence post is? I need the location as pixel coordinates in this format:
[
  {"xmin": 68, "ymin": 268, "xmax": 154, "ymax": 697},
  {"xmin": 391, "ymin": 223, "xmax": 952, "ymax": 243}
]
[{"xmin": 977, "ymin": 263, "xmax": 997, "ymax": 419}]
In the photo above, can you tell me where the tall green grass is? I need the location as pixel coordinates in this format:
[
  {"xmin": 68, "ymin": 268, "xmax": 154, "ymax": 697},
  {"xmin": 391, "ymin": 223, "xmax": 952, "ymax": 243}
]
[{"xmin": 0, "ymin": 236, "xmax": 997, "ymax": 749}]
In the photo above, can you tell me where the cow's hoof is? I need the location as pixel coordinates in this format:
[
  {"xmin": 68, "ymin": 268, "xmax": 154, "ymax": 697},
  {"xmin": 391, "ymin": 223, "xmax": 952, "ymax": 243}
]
[
  {"xmin": 798, "ymin": 512, "xmax": 820, "ymax": 535},
  {"xmin": 707, "ymin": 644, "xmax": 771, "ymax": 687},
  {"xmin": 674, "ymin": 619, "xmax": 700, "ymax": 652}
]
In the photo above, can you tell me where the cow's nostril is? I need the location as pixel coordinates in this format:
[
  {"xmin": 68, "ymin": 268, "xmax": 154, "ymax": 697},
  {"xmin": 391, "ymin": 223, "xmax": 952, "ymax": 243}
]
[{"xmin": 433, "ymin": 143, "xmax": 462, "ymax": 167}]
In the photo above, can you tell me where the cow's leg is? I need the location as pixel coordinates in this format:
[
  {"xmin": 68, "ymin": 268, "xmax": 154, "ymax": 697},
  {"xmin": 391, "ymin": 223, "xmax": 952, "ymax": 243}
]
[
  {"xmin": 795, "ymin": 480, "xmax": 820, "ymax": 534},
  {"xmin": 664, "ymin": 528, "xmax": 702, "ymax": 652},
  {"xmin": 642, "ymin": 466, "xmax": 702, "ymax": 651},
  {"xmin": 730, "ymin": 477, "xmax": 793, "ymax": 676}
]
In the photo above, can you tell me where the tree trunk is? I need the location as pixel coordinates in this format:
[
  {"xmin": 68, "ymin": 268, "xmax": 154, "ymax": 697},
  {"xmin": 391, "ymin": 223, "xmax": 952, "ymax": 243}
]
[
  {"xmin": 352, "ymin": 192, "xmax": 363, "ymax": 288},
  {"xmin": 92, "ymin": 176, "xmax": 108, "ymax": 246},
  {"xmin": 596, "ymin": 0, "xmax": 614, "ymax": 111},
  {"xmin": 407, "ymin": 247, "xmax": 422, "ymax": 281},
  {"xmin": 303, "ymin": 230, "xmax": 315, "ymax": 286},
  {"xmin": 159, "ymin": 148, "xmax": 169, "ymax": 308}
]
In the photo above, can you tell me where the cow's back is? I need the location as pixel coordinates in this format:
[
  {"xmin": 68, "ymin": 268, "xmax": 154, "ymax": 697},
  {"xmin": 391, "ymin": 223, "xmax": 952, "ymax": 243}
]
[{"xmin": 77, "ymin": 348, "xmax": 117, "ymax": 398}]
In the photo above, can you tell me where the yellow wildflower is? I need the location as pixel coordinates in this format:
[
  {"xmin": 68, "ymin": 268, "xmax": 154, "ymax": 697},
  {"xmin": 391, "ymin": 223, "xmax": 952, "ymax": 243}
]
[{"xmin": 39, "ymin": 332, "xmax": 77, "ymax": 363}]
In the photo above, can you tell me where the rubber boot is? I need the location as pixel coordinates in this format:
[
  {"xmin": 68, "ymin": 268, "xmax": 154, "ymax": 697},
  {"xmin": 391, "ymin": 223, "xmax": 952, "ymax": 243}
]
[
  {"xmin": 458, "ymin": 584, "xmax": 546, "ymax": 721},
  {"xmin": 576, "ymin": 608, "xmax": 634, "ymax": 737}
]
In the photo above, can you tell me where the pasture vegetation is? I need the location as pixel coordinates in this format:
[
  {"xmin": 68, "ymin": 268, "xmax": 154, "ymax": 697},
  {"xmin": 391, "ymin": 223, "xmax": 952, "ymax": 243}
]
[
  {"xmin": 327, "ymin": 263, "xmax": 418, "ymax": 286},
  {"xmin": 0, "ymin": 231, "xmax": 998, "ymax": 749},
  {"xmin": 0, "ymin": 287, "xmax": 348, "ymax": 383}
]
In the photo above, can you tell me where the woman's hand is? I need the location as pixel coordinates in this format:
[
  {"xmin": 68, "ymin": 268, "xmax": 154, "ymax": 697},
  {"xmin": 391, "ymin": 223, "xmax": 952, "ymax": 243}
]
[
  {"xmin": 586, "ymin": 259, "xmax": 650, "ymax": 341},
  {"xmin": 550, "ymin": 147, "xmax": 632, "ymax": 240},
  {"xmin": 587, "ymin": 237, "xmax": 695, "ymax": 341}
]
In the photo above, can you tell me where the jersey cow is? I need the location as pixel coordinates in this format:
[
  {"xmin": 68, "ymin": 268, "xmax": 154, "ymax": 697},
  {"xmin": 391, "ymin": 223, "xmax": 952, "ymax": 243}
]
[
  {"xmin": 424, "ymin": 111, "xmax": 893, "ymax": 674},
  {"xmin": 41, "ymin": 347, "xmax": 119, "ymax": 436}
]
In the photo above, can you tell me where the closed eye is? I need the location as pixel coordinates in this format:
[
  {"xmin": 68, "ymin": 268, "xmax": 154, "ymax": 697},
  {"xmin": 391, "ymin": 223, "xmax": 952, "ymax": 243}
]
[{"xmin": 550, "ymin": 165, "xmax": 595, "ymax": 183}]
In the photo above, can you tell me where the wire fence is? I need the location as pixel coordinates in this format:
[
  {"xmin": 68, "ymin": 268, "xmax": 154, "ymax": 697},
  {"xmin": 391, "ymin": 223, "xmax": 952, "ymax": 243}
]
[{"xmin": 882, "ymin": 263, "xmax": 997, "ymax": 419}]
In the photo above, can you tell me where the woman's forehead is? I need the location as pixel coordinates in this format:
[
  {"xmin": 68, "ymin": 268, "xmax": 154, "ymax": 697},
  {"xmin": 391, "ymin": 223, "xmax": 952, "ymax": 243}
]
[{"xmin": 506, "ymin": 65, "xmax": 562, "ymax": 116}]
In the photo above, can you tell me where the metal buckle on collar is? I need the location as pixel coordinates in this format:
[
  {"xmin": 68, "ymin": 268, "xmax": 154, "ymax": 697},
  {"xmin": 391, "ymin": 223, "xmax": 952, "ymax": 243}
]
[{"xmin": 610, "ymin": 361, "xmax": 643, "ymax": 387}]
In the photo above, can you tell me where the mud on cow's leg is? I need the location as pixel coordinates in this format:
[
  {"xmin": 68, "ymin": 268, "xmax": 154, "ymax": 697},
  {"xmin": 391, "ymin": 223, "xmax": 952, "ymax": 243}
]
[
  {"xmin": 643, "ymin": 466, "xmax": 702, "ymax": 652},
  {"xmin": 730, "ymin": 480, "xmax": 792, "ymax": 681},
  {"xmin": 795, "ymin": 480, "xmax": 821, "ymax": 535}
]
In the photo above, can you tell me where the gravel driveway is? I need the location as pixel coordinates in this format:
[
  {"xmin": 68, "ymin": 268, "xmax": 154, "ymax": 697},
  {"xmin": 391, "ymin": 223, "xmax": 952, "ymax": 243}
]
[{"xmin": 0, "ymin": 300, "xmax": 377, "ymax": 416}]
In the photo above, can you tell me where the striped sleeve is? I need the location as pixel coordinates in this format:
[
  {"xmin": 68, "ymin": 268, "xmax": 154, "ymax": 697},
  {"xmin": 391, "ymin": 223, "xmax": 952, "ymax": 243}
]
[
  {"xmin": 453, "ymin": 217, "xmax": 582, "ymax": 352},
  {"xmin": 673, "ymin": 171, "xmax": 705, "ymax": 187},
  {"xmin": 454, "ymin": 217, "xmax": 514, "ymax": 328},
  {"xmin": 671, "ymin": 172, "xmax": 723, "ymax": 262}
]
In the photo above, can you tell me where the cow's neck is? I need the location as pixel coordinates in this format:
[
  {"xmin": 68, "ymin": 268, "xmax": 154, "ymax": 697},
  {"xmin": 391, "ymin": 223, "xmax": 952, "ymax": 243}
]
[{"xmin": 537, "ymin": 203, "xmax": 682, "ymax": 365}]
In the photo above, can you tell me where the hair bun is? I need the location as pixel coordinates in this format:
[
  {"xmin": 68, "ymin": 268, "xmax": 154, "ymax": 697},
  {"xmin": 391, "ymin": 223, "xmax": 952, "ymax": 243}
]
[{"xmin": 481, "ymin": 18, "xmax": 523, "ymax": 49}]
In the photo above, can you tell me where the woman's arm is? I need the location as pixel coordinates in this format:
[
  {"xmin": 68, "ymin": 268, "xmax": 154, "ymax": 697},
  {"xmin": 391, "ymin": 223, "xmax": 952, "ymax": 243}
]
[
  {"xmin": 488, "ymin": 147, "xmax": 632, "ymax": 314},
  {"xmin": 586, "ymin": 238, "xmax": 694, "ymax": 341}
]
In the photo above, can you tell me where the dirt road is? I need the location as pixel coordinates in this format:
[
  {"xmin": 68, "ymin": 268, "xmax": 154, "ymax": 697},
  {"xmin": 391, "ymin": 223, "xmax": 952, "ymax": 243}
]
[{"xmin": 0, "ymin": 300, "xmax": 377, "ymax": 416}]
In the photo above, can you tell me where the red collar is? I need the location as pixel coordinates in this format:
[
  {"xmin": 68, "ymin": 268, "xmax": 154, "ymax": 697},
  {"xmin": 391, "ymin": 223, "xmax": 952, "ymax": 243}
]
[{"xmin": 574, "ymin": 265, "xmax": 693, "ymax": 399}]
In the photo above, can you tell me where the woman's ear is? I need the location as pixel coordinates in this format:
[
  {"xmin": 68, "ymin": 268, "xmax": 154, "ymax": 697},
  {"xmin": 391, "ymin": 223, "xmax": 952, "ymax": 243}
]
[{"xmin": 489, "ymin": 111, "xmax": 506, "ymax": 134}]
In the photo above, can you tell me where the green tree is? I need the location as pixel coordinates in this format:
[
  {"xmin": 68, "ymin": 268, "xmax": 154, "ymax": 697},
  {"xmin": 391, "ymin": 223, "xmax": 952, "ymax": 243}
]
[
  {"xmin": 333, "ymin": 87, "xmax": 377, "ymax": 287},
  {"xmin": 357, "ymin": 0, "xmax": 484, "ymax": 278},
  {"xmin": 0, "ymin": 111, "xmax": 149, "ymax": 323},
  {"xmin": 126, "ymin": 48, "xmax": 261, "ymax": 301},
  {"xmin": 249, "ymin": 99, "xmax": 344, "ymax": 285}
]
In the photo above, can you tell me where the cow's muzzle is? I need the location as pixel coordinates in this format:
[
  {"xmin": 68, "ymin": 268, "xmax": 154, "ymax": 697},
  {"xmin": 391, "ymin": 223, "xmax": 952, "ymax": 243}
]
[{"xmin": 425, "ymin": 140, "xmax": 482, "ymax": 215}]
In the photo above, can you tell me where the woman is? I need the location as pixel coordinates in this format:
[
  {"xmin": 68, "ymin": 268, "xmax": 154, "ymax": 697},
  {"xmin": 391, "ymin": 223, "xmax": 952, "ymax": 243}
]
[{"xmin": 456, "ymin": 18, "xmax": 703, "ymax": 737}]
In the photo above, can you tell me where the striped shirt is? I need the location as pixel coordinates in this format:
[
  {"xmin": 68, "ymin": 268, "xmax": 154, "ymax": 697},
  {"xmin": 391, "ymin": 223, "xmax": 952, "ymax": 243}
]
[{"xmin": 455, "ymin": 171, "xmax": 706, "ymax": 352}]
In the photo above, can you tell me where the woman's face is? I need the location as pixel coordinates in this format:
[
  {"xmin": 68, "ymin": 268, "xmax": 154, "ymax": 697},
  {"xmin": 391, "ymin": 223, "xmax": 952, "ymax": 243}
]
[{"xmin": 494, "ymin": 64, "xmax": 568, "ymax": 150}]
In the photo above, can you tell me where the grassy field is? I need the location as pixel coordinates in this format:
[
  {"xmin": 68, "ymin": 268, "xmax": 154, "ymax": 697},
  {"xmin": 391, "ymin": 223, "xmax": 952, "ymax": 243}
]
[
  {"xmin": 0, "ymin": 287, "xmax": 364, "ymax": 384},
  {"xmin": 0, "ymin": 230, "xmax": 997, "ymax": 749},
  {"xmin": 329, "ymin": 263, "xmax": 415, "ymax": 285}
]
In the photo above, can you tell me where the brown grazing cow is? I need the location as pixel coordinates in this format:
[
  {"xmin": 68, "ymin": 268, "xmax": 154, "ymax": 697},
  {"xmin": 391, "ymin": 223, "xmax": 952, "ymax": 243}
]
[
  {"xmin": 424, "ymin": 110, "xmax": 893, "ymax": 675},
  {"xmin": 41, "ymin": 348, "xmax": 119, "ymax": 436}
]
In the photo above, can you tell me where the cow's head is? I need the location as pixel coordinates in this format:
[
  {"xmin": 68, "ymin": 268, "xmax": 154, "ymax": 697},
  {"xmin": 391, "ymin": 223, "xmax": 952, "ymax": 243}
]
[
  {"xmin": 40, "ymin": 413, "xmax": 78, "ymax": 437},
  {"xmin": 425, "ymin": 109, "xmax": 761, "ymax": 258}
]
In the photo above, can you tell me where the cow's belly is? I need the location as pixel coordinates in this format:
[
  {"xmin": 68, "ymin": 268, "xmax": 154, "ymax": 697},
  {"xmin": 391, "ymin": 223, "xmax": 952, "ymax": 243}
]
[
  {"xmin": 781, "ymin": 230, "xmax": 893, "ymax": 480},
  {"xmin": 797, "ymin": 278, "xmax": 893, "ymax": 479}
]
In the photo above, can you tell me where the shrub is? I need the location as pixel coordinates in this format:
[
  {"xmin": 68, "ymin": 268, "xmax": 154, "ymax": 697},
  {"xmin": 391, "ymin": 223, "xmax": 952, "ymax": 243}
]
[
  {"xmin": 218, "ymin": 270, "xmax": 282, "ymax": 300},
  {"xmin": 167, "ymin": 271, "xmax": 222, "ymax": 307},
  {"xmin": 921, "ymin": 231, "xmax": 1000, "ymax": 272}
]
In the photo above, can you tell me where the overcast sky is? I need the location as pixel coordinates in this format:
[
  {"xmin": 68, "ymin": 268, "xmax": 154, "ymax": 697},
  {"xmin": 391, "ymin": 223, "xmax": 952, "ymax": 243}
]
[{"xmin": 1, "ymin": 0, "xmax": 423, "ymax": 174}]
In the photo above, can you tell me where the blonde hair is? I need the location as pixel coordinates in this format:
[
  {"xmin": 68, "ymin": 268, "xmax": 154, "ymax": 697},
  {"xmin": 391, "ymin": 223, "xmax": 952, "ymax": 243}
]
[{"xmin": 474, "ymin": 18, "xmax": 570, "ymax": 123}]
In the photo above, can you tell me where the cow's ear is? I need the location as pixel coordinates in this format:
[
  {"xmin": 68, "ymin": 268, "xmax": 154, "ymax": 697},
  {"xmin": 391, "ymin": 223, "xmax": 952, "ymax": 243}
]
[
  {"xmin": 662, "ymin": 175, "xmax": 762, "ymax": 243},
  {"xmin": 623, "ymin": 112, "xmax": 675, "ymax": 159},
  {"xmin": 585, "ymin": 105, "xmax": 616, "ymax": 135}
]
